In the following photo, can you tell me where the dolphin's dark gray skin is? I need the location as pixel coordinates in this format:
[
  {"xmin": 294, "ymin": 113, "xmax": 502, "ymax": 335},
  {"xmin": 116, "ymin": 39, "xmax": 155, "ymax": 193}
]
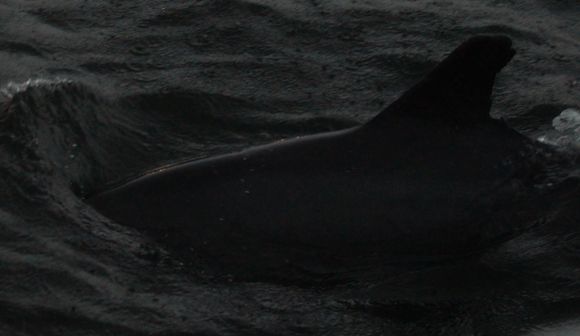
[{"xmin": 89, "ymin": 36, "xmax": 547, "ymax": 272}]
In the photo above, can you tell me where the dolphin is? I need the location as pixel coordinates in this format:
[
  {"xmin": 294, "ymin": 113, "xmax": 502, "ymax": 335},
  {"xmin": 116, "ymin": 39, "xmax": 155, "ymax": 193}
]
[{"xmin": 89, "ymin": 36, "xmax": 547, "ymax": 273}]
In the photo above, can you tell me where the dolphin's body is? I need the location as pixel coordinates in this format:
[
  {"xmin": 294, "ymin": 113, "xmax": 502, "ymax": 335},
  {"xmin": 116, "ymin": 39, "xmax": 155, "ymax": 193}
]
[{"xmin": 89, "ymin": 36, "xmax": 547, "ymax": 271}]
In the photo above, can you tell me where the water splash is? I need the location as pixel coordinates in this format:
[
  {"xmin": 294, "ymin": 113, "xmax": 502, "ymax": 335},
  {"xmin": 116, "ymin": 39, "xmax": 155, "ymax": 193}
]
[
  {"xmin": 1, "ymin": 78, "xmax": 74, "ymax": 99},
  {"xmin": 537, "ymin": 108, "xmax": 580, "ymax": 150}
]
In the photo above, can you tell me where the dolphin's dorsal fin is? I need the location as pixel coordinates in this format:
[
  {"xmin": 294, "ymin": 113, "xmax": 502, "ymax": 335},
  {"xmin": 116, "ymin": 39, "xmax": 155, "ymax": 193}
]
[{"xmin": 369, "ymin": 35, "xmax": 515, "ymax": 126}]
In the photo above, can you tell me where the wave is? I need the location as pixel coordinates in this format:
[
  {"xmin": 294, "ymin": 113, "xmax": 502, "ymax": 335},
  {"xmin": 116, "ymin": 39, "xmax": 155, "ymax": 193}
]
[{"xmin": 1, "ymin": 79, "xmax": 140, "ymax": 200}]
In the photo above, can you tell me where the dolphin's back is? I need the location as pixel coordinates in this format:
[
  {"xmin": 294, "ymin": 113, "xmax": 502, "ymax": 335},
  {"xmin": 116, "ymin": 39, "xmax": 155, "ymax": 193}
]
[
  {"xmin": 89, "ymin": 36, "xmax": 541, "ymax": 263},
  {"xmin": 90, "ymin": 118, "xmax": 533, "ymax": 255}
]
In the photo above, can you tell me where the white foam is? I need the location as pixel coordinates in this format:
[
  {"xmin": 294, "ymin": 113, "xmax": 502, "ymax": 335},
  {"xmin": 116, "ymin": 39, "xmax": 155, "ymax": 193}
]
[
  {"xmin": 0, "ymin": 78, "xmax": 73, "ymax": 99},
  {"xmin": 537, "ymin": 108, "xmax": 580, "ymax": 150},
  {"xmin": 553, "ymin": 108, "xmax": 580, "ymax": 132}
]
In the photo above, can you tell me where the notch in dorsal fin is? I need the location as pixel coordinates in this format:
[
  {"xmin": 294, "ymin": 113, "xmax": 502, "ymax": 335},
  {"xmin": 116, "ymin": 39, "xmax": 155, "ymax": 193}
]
[{"xmin": 369, "ymin": 35, "xmax": 515, "ymax": 126}]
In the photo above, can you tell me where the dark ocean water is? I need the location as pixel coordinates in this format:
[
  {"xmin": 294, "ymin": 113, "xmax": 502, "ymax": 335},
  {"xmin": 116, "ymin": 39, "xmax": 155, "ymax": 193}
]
[{"xmin": 1, "ymin": 0, "xmax": 579, "ymax": 335}]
